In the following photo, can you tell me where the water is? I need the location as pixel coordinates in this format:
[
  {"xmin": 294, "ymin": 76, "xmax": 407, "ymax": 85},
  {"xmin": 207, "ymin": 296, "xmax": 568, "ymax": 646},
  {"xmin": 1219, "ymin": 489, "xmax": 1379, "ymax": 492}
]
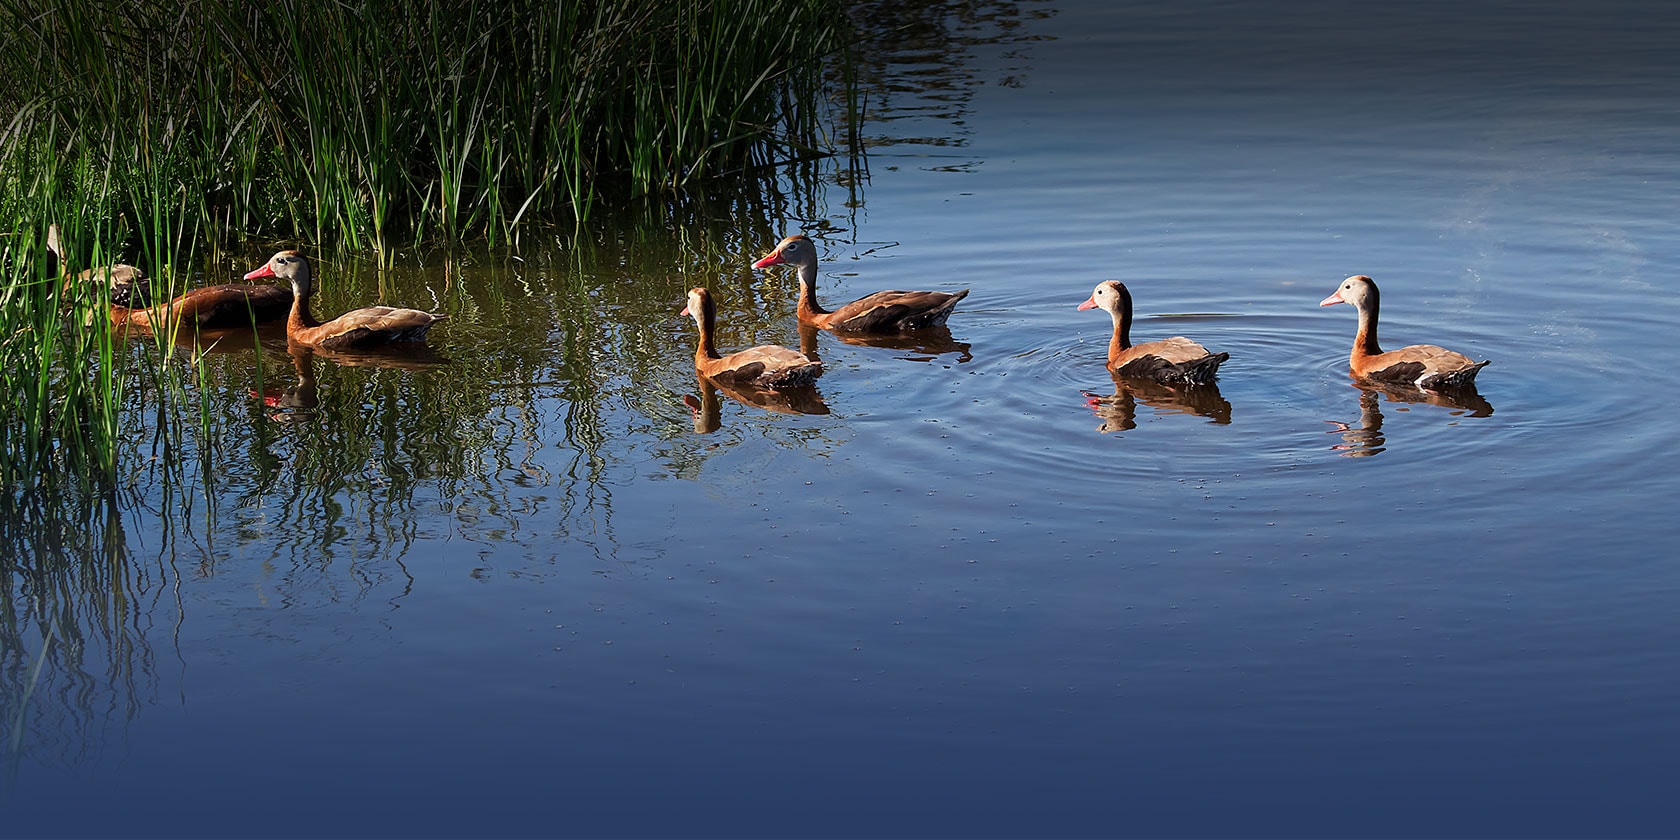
[{"xmin": 9, "ymin": 1, "xmax": 1680, "ymax": 836}]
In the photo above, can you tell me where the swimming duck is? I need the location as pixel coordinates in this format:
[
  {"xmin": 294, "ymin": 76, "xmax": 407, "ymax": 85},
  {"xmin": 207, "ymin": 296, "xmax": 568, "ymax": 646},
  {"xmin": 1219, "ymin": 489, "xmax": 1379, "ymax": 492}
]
[
  {"xmin": 753, "ymin": 234, "xmax": 968, "ymax": 332},
  {"xmin": 1319, "ymin": 275, "xmax": 1488, "ymax": 390},
  {"xmin": 681, "ymin": 287, "xmax": 822, "ymax": 388},
  {"xmin": 1078, "ymin": 280, "xmax": 1227, "ymax": 384},
  {"xmin": 244, "ymin": 250, "xmax": 446, "ymax": 349}
]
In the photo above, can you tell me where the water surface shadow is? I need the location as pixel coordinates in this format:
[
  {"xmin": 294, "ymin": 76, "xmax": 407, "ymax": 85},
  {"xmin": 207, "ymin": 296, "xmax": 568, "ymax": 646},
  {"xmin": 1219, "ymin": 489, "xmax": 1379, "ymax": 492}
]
[
  {"xmin": 684, "ymin": 374, "xmax": 830, "ymax": 434},
  {"xmin": 1326, "ymin": 379, "xmax": 1495, "ymax": 458},
  {"xmin": 1084, "ymin": 374, "xmax": 1232, "ymax": 434},
  {"xmin": 301, "ymin": 340, "xmax": 453, "ymax": 371},
  {"xmin": 799, "ymin": 323, "xmax": 973, "ymax": 363}
]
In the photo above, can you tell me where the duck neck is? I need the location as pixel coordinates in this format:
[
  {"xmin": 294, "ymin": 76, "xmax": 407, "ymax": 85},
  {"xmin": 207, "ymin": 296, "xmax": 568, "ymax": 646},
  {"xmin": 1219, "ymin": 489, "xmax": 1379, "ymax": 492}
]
[
  {"xmin": 1107, "ymin": 285, "xmax": 1134, "ymax": 365},
  {"xmin": 693, "ymin": 300, "xmax": 720, "ymax": 362},
  {"xmin": 289, "ymin": 280, "xmax": 320, "ymax": 331},
  {"xmin": 795, "ymin": 261, "xmax": 828, "ymax": 319},
  {"xmin": 1353, "ymin": 290, "xmax": 1382, "ymax": 359}
]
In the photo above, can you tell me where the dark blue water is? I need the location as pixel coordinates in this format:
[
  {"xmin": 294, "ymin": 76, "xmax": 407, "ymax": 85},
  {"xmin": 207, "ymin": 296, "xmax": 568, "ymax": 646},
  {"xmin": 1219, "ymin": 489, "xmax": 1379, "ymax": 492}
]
[{"xmin": 9, "ymin": 1, "xmax": 1680, "ymax": 836}]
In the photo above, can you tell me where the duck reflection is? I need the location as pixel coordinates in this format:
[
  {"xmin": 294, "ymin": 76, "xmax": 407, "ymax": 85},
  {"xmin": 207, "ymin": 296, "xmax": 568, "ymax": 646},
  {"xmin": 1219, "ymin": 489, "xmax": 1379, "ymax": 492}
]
[
  {"xmin": 249, "ymin": 342, "xmax": 452, "ymax": 422},
  {"xmin": 251, "ymin": 345, "xmax": 320, "ymax": 421},
  {"xmin": 299, "ymin": 338, "xmax": 452, "ymax": 370},
  {"xmin": 798, "ymin": 323, "xmax": 973, "ymax": 363},
  {"xmin": 168, "ymin": 321, "xmax": 290, "ymax": 358},
  {"xmin": 1326, "ymin": 379, "xmax": 1494, "ymax": 457},
  {"xmin": 684, "ymin": 373, "xmax": 829, "ymax": 434},
  {"xmin": 1085, "ymin": 373, "xmax": 1232, "ymax": 433}
]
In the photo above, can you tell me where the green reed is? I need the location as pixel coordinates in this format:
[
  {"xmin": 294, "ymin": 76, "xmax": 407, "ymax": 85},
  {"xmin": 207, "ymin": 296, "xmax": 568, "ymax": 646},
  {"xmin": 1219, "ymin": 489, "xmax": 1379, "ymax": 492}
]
[
  {"xmin": 0, "ymin": 0, "xmax": 852, "ymax": 253},
  {"xmin": 0, "ymin": 150, "xmax": 126, "ymax": 486}
]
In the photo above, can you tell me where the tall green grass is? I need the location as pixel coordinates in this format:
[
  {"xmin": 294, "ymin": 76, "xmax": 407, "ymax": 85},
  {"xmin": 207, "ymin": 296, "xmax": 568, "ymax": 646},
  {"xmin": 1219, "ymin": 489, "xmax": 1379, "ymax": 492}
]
[
  {"xmin": 0, "ymin": 199, "xmax": 125, "ymax": 488},
  {"xmin": 0, "ymin": 0, "xmax": 854, "ymax": 252}
]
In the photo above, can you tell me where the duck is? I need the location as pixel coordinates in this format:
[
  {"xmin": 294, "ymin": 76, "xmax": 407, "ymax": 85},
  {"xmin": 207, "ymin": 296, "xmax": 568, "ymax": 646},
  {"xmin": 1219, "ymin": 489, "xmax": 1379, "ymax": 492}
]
[
  {"xmin": 1078, "ymin": 280, "xmax": 1228, "ymax": 384},
  {"xmin": 681, "ymin": 287, "xmax": 822, "ymax": 388},
  {"xmin": 1319, "ymin": 275, "xmax": 1488, "ymax": 390},
  {"xmin": 244, "ymin": 250, "xmax": 446, "ymax": 349},
  {"xmin": 48, "ymin": 224, "xmax": 292, "ymax": 329},
  {"xmin": 46, "ymin": 223, "xmax": 150, "ymax": 307},
  {"xmin": 752, "ymin": 234, "xmax": 968, "ymax": 332},
  {"xmin": 110, "ymin": 283, "xmax": 294, "ymax": 331}
]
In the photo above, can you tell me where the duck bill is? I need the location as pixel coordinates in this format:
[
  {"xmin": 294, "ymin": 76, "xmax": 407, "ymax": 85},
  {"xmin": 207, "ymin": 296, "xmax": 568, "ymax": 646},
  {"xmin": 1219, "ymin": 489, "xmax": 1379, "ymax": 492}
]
[
  {"xmin": 1318, "ymin": 292, "xmax": 1345, "ymax": 307},
  {"xmin": 245, "ymin": 264, "xmax": 277, "ymax": 280},
  {"xmin": 752, "ymin": 253, "xmax": 786, "ymax": 269},
  {"xmin": 1077, "ymin": 297, "xmax": 1098, "ymax": 310}
]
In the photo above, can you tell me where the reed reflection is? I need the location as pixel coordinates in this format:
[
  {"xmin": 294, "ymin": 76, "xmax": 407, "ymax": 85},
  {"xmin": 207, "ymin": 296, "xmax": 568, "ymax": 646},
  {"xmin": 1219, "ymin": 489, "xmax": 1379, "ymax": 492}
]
[
  {"xmin": 1085, "ymin": 374, "xmax": 1232, "ymax": 434},
  {"xmin": 1326, "ymin": 380, "xmax": 1494, "ymax": 458},
  {"xmin": 230, "ymin": 336, "xmax": 475, "ymax": 585},
  {"xmin": 1, "ymin": 483, "xmax": 156, "ymax": 779}
]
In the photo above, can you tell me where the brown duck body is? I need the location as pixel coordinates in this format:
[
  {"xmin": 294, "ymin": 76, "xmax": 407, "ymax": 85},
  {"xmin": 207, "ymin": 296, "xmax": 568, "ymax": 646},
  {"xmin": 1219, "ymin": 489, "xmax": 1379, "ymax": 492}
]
[
  {"xmin": 1320, "ymin": 275, "xmax": 1488, "ymax": 390},
  {"xmin": 244, "ymin": 250, "xmax": 446, "ymax": 349},
  {"xmin": 753, "ymin": 234, "xmax": 968, "ymax": 332},
  {"xmin": 113, "ymin": 284, "xmax": 294, "ymax": 330},
  {"xmin": 1079, "ymin": 280, "xmax": 1227, "ymax": 384},
  {"xmin": 682, "ymin": 287, "xmax": 822, "ymax": 388}
]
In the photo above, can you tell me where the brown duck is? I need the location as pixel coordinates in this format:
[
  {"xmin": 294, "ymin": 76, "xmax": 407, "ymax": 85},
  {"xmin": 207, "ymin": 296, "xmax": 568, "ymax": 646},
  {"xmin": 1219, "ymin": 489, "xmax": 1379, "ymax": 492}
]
[
  {"xmin": 111, "ymin": 284, "xmax": 293, "ymax": 331},
  {"xmin": 244, "ymin": 250, "xmax": 446, "ymax": 349},
  {"xmin": 1319, "ymin": 275, "xmax": 1488, "ymax": 390},
  {"xmin": 681, "ymin": 287, "xmax": 822, "ymax": 388},
  {"xmin": 752, "ymin": 234, "xmax": 968, "ymax": 332},
  {"xmin": 46, "ymin": 223, "xmax": 149, "ymax": 306},
  {"xmin": 50, "ymin": 224, "xmax": 290, "ymax": 329},
  {"xmin": 1078, "ymin": 280, "xmax": 1227, "ymax": 384}
]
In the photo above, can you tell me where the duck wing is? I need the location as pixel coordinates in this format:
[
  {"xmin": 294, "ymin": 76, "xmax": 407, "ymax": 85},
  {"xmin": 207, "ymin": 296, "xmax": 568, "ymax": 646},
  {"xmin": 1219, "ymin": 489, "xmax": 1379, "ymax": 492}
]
[
  {"xmin": 827, "ymin": 289, "xmax": 969, "ymax": 332},
  {"xmin": 705, "ymin": 346, "xmax": 822, "ymax": 388},
  {"xmin": 1113, "ymin": 338, "xmax": 1227, "ymax": 385},
  {"xmin": 1363, "ymin": 344, "xmax": 1486, "ymax": 389},
  {"xmin": 316, "ymin": 307, "xmax": 446, "ymax": 347}
]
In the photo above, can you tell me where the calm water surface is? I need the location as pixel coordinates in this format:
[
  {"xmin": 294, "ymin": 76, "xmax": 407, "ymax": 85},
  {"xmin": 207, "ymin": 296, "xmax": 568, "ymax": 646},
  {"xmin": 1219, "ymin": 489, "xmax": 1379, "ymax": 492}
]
[{"xmin": 9, "ymin": 1, "xmax": 1680, "ymax": 836}]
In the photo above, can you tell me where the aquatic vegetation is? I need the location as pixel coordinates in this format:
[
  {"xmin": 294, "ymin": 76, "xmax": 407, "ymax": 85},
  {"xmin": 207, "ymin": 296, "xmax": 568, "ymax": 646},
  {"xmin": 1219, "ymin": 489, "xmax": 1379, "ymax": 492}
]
[{"xmin": 0, "ymin": 0, "xmax": 854, "ymax": 250}]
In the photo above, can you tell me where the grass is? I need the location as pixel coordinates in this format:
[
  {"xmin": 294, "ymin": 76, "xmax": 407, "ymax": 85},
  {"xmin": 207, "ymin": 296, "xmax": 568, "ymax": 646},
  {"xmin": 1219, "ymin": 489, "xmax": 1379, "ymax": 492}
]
[{"xmin": 0, "ymin": 0, "xmax": 853, "ymax": 251}]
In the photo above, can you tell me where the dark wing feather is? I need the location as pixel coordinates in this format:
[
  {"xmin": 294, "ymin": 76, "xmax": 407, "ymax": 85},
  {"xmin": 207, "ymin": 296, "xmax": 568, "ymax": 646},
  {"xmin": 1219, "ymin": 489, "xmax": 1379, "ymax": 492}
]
[{"xmin": 829, "ymin": 289, "xmax": 968, "ymax": 332}]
